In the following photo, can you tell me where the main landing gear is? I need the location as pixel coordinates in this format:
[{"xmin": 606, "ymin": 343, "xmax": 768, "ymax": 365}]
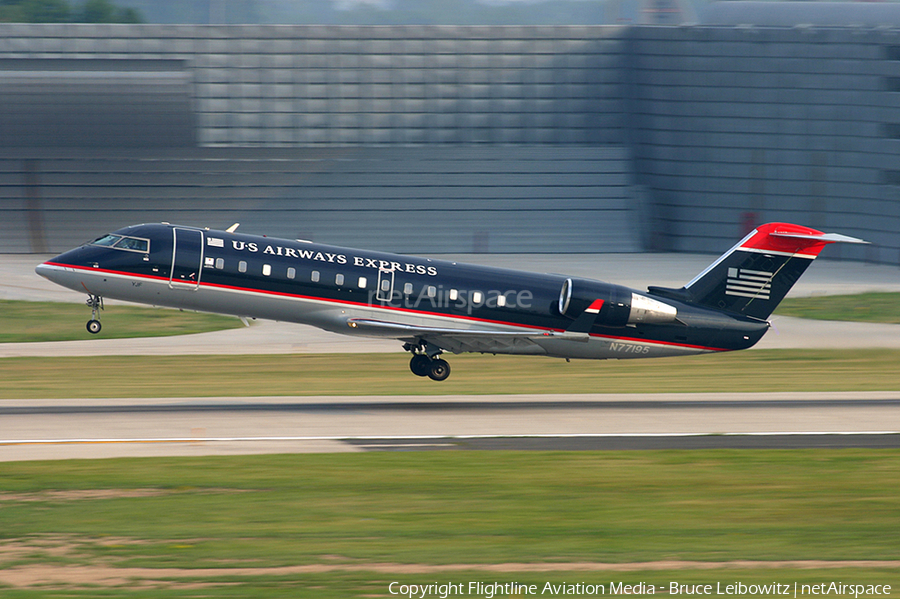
[
  {"xmin": 404, "ymin": 341, "xmax": 451, "ymax": 381},
  {"xmin": 85, "ymin": 294, "xmax": 103, "ymax": 334}
]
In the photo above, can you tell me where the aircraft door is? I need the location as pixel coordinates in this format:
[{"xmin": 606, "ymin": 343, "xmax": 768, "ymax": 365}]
[
  {"xmin": 376, "ymin": 268, "xmax": 394, "ymax": 302},
  {"xmin": 169, "ymin": 227, "xmax": 204, "ymax": 291}
]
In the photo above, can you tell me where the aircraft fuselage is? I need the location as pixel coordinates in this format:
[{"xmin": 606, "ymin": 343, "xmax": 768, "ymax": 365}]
[{"xmin": 36, "ymin": 223, "xmax": 770, "ymax": 369}]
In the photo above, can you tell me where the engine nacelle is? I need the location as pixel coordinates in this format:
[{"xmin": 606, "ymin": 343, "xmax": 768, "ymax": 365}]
[{"xmin": 558, "ymin": 278, "xmax": 677, "ymax": 327}]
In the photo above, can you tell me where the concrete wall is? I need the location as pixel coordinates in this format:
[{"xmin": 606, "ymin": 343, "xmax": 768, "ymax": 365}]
[
  {"xmin": 628, "ymin": 26, "xmax": 900, "ymax": 263},
  {"xmin": 0, "ymin": 24, "xmax": 638, "ymax": 255},
  {"xmin": 0, "ymin": 58, "xmax": 194, "ymax": 148},
  {"xmin": 0, "ymin": 24, "xmax": 627, "ymax": 147},
  {"xmin": 0, "ymin": 147, "xmax": 639, "ymax": 254},
  {"xmin": 1, "ymin": 23, "xmax": 899, "ymax": 263}
]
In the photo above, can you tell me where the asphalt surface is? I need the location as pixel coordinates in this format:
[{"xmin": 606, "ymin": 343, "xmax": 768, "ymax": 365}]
[
  {"xmin": 2, "ymin": 254, "xmax": 899, "ymax": 459},
  {"xmin": 1, "ymin": 392, "xmax": 898, "ymax": 460}
]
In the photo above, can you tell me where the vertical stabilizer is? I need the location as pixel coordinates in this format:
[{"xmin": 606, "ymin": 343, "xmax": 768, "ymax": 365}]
[{"xmin": 650, "ymin": 223, "xmax": 868, "ymax": 320}]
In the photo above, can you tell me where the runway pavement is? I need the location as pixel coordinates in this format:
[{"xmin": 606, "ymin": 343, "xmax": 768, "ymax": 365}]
[
  {"xmin": 2, "ymin": 254, "xmax": 898, "ymax": 460},
  {"xmin": 1, "ymin": 392, "xmax": 898, "ymax": 461}
]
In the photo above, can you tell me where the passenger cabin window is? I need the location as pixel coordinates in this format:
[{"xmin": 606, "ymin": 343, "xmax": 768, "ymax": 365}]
[
  {"xmin": 262, "ymin": 264, "xmax": 272, "ymax": 276},
  {"xmin": 215, "ymin": 258, "xmax": 225, "ymax": 269},
  {"xmin": 403, "ymin": 283, "xmax": 413, "ymax": 295},
  {"xmin": 497, "ymin": 294, "xmax": 507, "ymax": 307},
  {"xmin": 358, "ymin": 276, "xmax": 367, "ymax": 288},
  {"xmin": 335, "ymin": 274, "xmax": 344, "ymax": 286},
  {"xmin": 449, "ymin": 289, "xmax": 459, "ymax": 301},
  {"xmin": 427, "ymin": 286, "xmax": 436, "ymax": 298},
  {"xmin": 287, "ymin": 267, "xmax": 296, "ymax": 279},
  {"xmin": 472, "ymin": 291, "xmax": 483, "ymax": 304},
  {"xmin": 311, "ymin": 270, "xmax": 320, "ymax": 282},
  {"xmin": 238, "ymin": 261, "xmax": 247, "ymax": 273}
]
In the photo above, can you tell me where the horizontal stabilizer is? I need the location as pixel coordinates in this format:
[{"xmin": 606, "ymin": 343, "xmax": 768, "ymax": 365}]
[{"xmin": 769, "ymin": 231, "xmax": 869, "ymax": 245}]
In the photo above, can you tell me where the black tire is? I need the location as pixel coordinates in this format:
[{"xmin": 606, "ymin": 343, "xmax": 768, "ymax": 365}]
[
  {"xmin": 409, "ymin": 354, "xmax": 431, "ymax": 377},
  {"xmin": 427, "ymin": 358, "xmax": 451, "ymax": 381},
  {"xmin": 86, "ymin": 319, "xmax": 102, "ymax": 334}
]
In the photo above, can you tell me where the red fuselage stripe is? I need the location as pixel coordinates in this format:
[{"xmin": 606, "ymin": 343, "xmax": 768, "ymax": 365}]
[{"xmin": 43, "ymin": 261, "xmax": 727, "ymax": 352}]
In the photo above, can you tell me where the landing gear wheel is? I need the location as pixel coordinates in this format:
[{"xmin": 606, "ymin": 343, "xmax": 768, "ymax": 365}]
[
  {"xmin": 427, "ymin": 358, "xmax": 451, "ymax": 382},
  {"xmin": 405, "ymin": 340, "xmax": 451, "ymax": 381},
  {"xmin": 410, "ymin": 354, "xmax": 431, "ymax": 377},
  {"xmin": 85, "ymin": 294, "xmax": 103, "ymax": 335}
]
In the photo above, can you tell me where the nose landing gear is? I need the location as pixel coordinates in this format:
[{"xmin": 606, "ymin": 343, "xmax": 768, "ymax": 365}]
[
  {"xmin": 85, "ymin": 294, "xmax": 103, "ymax": 334},
  {"xmin": 404, "ymin": 341, "xmax": 451, "ymax": 381}
]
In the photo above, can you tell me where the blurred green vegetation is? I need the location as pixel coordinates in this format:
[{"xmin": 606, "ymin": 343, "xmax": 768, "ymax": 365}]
[
  {"xmin": 0, "ymin": 300, "xmax": 243, "ymax": 343},
  {"xmin": 0, "ymin": 349, "xmax": 898, "ymax": 399},
  {"xmin": 776, "ymin": 292, "xmax": 900, "ymax": 324},
  {"xmin": 0, "ymin": 0, "xmax": 141, "ymax": 23},
  {"xmin": 0, "ymin": 451, "xmax": 898, "ymax": 595}
]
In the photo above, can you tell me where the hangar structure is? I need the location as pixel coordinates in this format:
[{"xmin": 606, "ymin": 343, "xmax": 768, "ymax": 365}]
[{"xmin": 0, "ymin": 19, "xmax": 898, "ymax": 263}]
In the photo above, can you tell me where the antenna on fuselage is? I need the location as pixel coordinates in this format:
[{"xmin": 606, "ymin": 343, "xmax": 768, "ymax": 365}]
[{"xmin": 226, "ymin": 223, "xmax": 240, "ymax": 233}]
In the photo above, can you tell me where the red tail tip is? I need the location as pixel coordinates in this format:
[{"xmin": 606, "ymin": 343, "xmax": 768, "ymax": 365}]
[{"xmin": 740, "ymin": 223, "xmax": 868, "ymax": 258}]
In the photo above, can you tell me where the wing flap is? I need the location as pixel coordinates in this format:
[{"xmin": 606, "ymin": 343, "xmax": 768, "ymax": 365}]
[{"xmin": 345, "ymin": 318, "xmax": 559, "ymax": 354}]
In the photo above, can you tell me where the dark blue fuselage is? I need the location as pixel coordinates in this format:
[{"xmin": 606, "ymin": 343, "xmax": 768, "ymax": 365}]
[{"xmin": 37, "ymin": 223, "xmax": 770, "ymax": 361}]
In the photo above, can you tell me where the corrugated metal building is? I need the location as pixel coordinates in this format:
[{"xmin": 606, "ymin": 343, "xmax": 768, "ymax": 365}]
[{"xmin": 0, "ymin": 19, "xmax": 898, "ymax": 262}]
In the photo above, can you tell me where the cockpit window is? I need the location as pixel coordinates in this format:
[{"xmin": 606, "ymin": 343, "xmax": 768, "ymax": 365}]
[
  {"xmin": 92, "ymin": 234, "xmax": 122, "ymax": 247},
  {"xmin": 116, "ymin": 237, "xmax": 149, "ymax": 252},
  {"xmin": 91, "ymin": 234, "xmax": 149, "ymax": 253}
]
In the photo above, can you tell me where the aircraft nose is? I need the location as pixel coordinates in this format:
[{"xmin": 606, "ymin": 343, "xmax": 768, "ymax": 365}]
[
  {"xmin": 35, "ymin": 260, "xmax": 60, "ymax": 283},
  {"xmin": 35, "ymin": 256, "xmax": 88, "ymax": 294},
  {"xmin": 35, "ymin": 254, "xmax": 74, "ymax": 285},
  {"xmin": 35, "ymin": 261, "xmax": 52, "ymax": 279}
]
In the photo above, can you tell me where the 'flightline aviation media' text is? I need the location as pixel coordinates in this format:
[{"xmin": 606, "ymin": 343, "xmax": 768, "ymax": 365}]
[{"xmin": 388, "ymin": 581, "xmax": 892, "ymax": 598}]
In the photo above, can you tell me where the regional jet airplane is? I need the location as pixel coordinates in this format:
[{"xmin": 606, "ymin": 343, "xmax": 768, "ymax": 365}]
[{"xmin": 36, "ymin": 222, "xmax": 865, "ymax": 381}]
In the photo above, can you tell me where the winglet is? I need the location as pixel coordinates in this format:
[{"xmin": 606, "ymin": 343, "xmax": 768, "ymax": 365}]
[{"xmin": 226, "ymin": 223, "xmax": 240, "ymax": 233}]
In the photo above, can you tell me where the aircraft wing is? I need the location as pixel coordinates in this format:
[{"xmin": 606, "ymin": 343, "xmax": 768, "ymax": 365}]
[{"xmin": 345, "ymin": 317, "xmax": 568, "ymax": 354}]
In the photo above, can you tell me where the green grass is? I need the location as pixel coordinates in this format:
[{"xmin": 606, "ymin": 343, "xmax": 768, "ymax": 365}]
[
  {"xmin": 0, "ymin": 300, "xmax": 243, "ymax": 343},
  {"xmin": 2, "ymin": 452, "xmax": 899, "ymax": 561},
  {"xmin": 776, "ymin": 292, "xmax": 900, "ymax": 324},
  {"xmin": 0, "ymin": 451, "xmax": 898, "ymax": 596},
  {"xmin": 0, "ymin": 349, "xmax": 897, "ymax": 399}
]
